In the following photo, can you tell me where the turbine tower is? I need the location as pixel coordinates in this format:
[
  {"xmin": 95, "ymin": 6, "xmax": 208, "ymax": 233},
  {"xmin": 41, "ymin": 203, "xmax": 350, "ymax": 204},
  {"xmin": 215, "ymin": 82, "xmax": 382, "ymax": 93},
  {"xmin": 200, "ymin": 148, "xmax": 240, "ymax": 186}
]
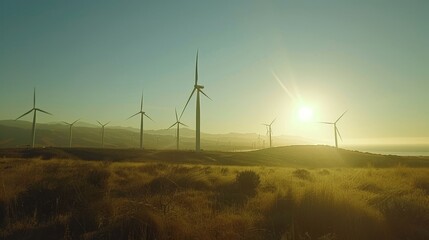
[
  {"xmin": 262, "ymin": 118, "xmax": 276, "ymax": 148},
  {"xmin": 63, "ymin": 119, "xmax": 79, "ymax": 148},
  {"xmin": 319, "ymin": 111, "xmax": 347, "ymax": 148},
  {"xmin": 128, "ymin": 92, "xmax": 153, "ymax": 149},
  {"xmin": 180, "ymin": 50, "xmax": 211, "ymax": 152},
  {"xmin": 16, "ymin": 88, "xmax": 52, "ymax": 148},
  {"xmin": 97, "ymin": 121, "xmax": 110, "ymax": 148},
  {"xmin": 168, "ymin": 108, "xmax": 188, "ymax": 150}
]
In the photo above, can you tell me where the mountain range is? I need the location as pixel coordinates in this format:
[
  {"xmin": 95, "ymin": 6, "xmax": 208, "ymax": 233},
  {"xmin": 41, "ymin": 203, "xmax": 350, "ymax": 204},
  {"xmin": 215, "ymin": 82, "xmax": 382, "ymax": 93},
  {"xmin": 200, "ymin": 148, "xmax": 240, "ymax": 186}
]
[{"xmin": 0, "ymin": 120, "xmax": 313, "ymax": 150}]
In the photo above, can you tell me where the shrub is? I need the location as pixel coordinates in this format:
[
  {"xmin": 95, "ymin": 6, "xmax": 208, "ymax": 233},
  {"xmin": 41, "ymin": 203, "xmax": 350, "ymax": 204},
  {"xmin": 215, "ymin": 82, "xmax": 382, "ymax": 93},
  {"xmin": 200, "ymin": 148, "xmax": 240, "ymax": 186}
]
[
  {"xmin": 144, "ymin": 176, "xmax": 179, "ymax": 195},
  {"xmin": 295, "ymin": 186, "xmax": 389, "ymax": 240},
  {"xmin": 318, "ymin": 169, "xmax": 330, "ymax": 175},
  {"xmin": 414, "ymin": 176, "xmax": 429, "ymax": 194},
  {"xmin": 261, "ymin": 190, "xmax": 295, "ymax": 239},
  {"xmin": 371, "ymin": 191, "xmax": 429, "ymax": 240},
  {"xmin": 87, "ymin": 168, "xmax": 110, "ymax": 188},
  {"xmin": 12, "ymin": 167, "xmax": 112, "ymax": 237},
  {"xmin": 216, "ymin": 171, "xmax": 261, "ymax": 208},
  {"xmin": 235, "ymin": 170, "xmax": 260, "ymax": 197},
  {"xmin": 292, "ymin": 169, "xmax": 313, "ymax": 181},
  {"xmin": 93, "ymin": 206, "xmax": 163, "ymax": 240}
]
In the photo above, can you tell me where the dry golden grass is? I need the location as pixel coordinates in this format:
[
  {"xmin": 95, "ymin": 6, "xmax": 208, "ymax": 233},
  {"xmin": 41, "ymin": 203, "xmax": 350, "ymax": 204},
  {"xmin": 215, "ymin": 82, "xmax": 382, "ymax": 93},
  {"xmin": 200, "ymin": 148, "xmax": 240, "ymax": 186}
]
[{"xmin": 1, "ymin": 158, "xmax": 428, "ymax": 239}]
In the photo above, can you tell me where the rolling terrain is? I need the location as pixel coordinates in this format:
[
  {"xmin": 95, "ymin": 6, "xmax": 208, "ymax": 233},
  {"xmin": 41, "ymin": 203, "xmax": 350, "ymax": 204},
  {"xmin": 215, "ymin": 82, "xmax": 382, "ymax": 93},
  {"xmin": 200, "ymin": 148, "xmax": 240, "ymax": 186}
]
[
  {"xmin": 0, "ymin": 147, "xmax": 428, "ymax": 239},
  {"xmin": 0, "ymin": 120, "xmax": 311, "ymax": 150},
  {"xmin": 1, "ymin": 145, "xmax": 429, "ymax": 168}
]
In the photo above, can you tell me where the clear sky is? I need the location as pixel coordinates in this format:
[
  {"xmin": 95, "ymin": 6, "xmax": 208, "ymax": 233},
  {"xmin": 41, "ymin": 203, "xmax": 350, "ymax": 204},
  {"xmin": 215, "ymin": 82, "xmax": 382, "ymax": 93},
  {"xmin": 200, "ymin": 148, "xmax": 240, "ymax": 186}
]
[{"xmin": 1, "ymin": 0, "xmax": 428, "ymax": 144}]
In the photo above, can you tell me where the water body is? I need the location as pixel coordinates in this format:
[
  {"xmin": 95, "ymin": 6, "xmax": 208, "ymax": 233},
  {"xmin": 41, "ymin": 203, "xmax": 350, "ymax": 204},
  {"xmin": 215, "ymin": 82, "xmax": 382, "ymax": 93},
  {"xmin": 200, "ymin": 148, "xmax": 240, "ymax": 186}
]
[{"xmin": 345, "ymin": 144, "xmax": 429, "ymax": 156}]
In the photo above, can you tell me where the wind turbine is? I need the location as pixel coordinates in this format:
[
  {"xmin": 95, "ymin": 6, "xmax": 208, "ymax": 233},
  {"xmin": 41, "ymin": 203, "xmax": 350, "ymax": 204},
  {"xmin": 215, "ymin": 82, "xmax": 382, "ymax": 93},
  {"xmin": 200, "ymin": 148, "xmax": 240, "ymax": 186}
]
[
  {"xmin": 16, "ymin": 88, "xmax": 52, "ymax": 148},
  {"xmin": 180, "ymin": 50, "xmax": 211, "ymax": 152},
  {"xmin": 97, "ymin": 121, "xmax": 110, "ymax": 148},
  {"xmin": 319, "ymin": 111, "xmax": 347, "ymax": 148},
  {"xmin": 168, "ymin": 108, "xmax": 188, "ymax": 150},
  {"xmin": 63, "ymin": 119, "xmax": 79, "ymax": 148},
  {"xmin": 262, "ymin": 118, "xmax": 276, "ymax": 148},
  {"xmin": 128, "ymin": 92, "xmax": 153, "ymax": 149}
]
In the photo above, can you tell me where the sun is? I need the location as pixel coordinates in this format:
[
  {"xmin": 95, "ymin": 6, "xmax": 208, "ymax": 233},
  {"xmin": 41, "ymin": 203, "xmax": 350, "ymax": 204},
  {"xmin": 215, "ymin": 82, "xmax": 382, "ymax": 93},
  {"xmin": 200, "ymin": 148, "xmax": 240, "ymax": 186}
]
[{"xmin": 298, "ymin": 107, "xmax": 313, "ymax": 122}]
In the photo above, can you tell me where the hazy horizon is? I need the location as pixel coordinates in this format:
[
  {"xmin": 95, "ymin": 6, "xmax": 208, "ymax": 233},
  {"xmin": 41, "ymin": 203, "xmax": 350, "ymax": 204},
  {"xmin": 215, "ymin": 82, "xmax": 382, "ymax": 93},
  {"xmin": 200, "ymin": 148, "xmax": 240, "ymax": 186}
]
[
  {"xmin": 2, "ymin": 119, "xmax": 429, "ymax": 155},
  {"xmin": 1, "ymin": 0, "xmax": 428, "ymax": 146}
]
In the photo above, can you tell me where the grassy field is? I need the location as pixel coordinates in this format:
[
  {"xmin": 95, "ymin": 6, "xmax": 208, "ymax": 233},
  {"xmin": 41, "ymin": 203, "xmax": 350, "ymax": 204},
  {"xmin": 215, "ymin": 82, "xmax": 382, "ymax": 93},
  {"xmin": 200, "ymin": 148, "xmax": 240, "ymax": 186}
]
[{"xmin": 0, "ymin": 147, "xmax": 428, "ymax": 239}]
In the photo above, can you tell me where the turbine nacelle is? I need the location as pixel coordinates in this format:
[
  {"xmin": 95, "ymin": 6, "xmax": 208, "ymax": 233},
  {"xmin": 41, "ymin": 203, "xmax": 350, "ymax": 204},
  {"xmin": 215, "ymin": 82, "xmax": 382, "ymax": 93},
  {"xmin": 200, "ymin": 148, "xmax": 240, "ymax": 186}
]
[
  {"xmin": 128, "ymin": 91, "xmax": 154, "ymax": 149},
  {"xmin": 195, "ymin": 84, "xmax": 204, "ymax": 89},
  {"xmin": 15, "ymin": 88, "xmax": 52, "ymax": 148},
  {"xmin": 319, "ymin": 110, "xmax": 347, "ymax": 148}
]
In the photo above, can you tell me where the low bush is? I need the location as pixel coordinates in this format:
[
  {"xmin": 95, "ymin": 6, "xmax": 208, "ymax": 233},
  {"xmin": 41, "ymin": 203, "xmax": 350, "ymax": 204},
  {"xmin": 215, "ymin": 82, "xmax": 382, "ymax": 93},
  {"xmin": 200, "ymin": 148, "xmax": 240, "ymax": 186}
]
[
  {"xmin": 371, "ymin": 191, "xmax": 429, "ymax": 240},
  {"xmin": 93, "ymin": 206, "xmax": 162, "ymax": 240},
  {"xmin": 261, "ymin": 190, "xmax": 295, "ymax": 239},
  {"xmin": 295, "ymin": 186, "xmax": 389, "ymax": 240},
  {"xmin": 292, "ymin": 169, "xmax": 313, "ymax": 181},
  {"xmin": 235, "ymin": 170, "xmax": 260, "ymax": 196},
  {"xmin": 414, "ymin": 176, "xmax": 429, "ymax": 194},
  {"xmin": 216, "ymin": 170, "xmax": 261, "ymax": 208}
]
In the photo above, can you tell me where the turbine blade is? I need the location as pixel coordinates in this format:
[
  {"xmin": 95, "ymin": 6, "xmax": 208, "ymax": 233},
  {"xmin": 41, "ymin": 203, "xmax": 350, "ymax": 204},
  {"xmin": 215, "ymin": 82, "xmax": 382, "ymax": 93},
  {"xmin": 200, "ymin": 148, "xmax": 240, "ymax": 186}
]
[
  {"xmin": 180, "ymin": 88, "xmax": 196, "ymax": 119},
  {"xmin": 195, "ymin": 50, "xmax": 199, "ymax": 85},
  {"xmin": 33, "ymin": 88, "xmax": 36, "ymax": 108},
  {"xmin": 63, "ymin": 121, "xmax": 70, "ymax": 125},
  {"xmin": 144, "ymin": 113, "xmax": 154, "ymax": 122},
  {"xmin": 97, "ymin": 121, "xmax": 102, "ymax": 126},
  {"xmin": 167, "ymin": 122, "xmax": 177, "ymax": 129},
  {"xmin": 335, "ymin": 110, "xmax": 348, "ymax": 123},
  {"xmin": 140, "ymin": 91, "xmax": 144, "ymax": 111},
  {"xmin": 36, "ymin": 109, "xmax": 52, "ymax": 115},
  {"xmin": 270, "ymin": 118, "xmax": 277, "ymax": 126},
  {"xmin": 179, "ymin": 122, "xmax": 189, "ymax": 127},
  {"xmin": 127, "ymin": 112, "xmax": 140, "ymax": 120},
  {"xmin": 336, "ymin": 127, "xmax": 343, "ymax": 141},
  {"xmin": 104, "ymin": 121, "xmax": 110, "ymax": 127},
  {"xmin": 175, "ymin": 108, "xmax": 178, "ymax": 122},
  {"xmin": 16, "ymin": 109, "xmax": 33, "ymax": 120},
  {"xmin": 199, "ymin": 90, "xmax": 212, "ymax": 100},
  {"xmin": 71, "ymin": 119, "xmax": 80, "ymax": 125},
  {"xmin": 319, "ymin": 121, "xmax": 333, "ymax": 124}
]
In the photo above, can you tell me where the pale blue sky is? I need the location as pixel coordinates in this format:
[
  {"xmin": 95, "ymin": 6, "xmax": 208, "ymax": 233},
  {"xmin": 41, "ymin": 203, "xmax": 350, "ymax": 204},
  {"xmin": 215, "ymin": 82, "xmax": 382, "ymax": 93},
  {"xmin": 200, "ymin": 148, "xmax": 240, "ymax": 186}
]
[{"xmin": 1, "ymin": 0, "xmax": 428, "ymax": 143}]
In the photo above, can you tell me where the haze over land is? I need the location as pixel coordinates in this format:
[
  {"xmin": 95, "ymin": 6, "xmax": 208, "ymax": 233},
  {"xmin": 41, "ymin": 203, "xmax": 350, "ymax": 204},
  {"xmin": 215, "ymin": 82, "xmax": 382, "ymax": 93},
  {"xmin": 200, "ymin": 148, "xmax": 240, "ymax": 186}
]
[{"xmin": 2, "ymin": 120, "xmax": 428, "ymax": 155}]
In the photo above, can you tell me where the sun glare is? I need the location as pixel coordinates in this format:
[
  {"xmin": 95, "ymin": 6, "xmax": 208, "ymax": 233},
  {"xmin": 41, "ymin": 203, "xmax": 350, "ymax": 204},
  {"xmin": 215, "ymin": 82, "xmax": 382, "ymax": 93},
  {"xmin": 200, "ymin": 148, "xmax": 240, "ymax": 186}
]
[{"xmin": 298, "ymin": 107, "xmax": 313, "ymax": 122}]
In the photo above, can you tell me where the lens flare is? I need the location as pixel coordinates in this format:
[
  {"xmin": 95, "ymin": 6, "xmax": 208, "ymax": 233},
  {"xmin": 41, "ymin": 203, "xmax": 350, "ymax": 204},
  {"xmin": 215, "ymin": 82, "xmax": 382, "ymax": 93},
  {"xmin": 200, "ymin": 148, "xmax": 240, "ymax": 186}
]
[{"xmin": 299, "ymin": 107, "xmax": 313, "ymax": 122}]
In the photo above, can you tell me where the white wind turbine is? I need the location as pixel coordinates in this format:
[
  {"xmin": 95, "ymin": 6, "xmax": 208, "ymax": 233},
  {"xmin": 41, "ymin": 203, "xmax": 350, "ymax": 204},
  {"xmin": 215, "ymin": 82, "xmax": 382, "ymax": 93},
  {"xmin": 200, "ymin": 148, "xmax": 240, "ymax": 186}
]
[
  {"xmin": 319, "ymin": 111, "xmax": 347, "ymax": 148},
  {"xmin": 97, "ymin": 121, "xmax": 110, "ymax": 148},
  {"xmin": 128, "ymin": 92, "xmax": 153, "ymax": 149},
  {"xmin": 262, "ymin": 118, "xmax": 276, "ymax": 148},
  {"xmin": 168, "ymin": 108, "xmax": 188, "ymax": 150},
  {"xmin": 16, "ymin": 88, "xmax": 52, "ymax": 148},
  {"xmin": 63, "ymin": 119, "xmax": 79, "ymax": 148},
  {"xmin": 180, "ymin": 51, "xmax": 211, "ymax": 152}
]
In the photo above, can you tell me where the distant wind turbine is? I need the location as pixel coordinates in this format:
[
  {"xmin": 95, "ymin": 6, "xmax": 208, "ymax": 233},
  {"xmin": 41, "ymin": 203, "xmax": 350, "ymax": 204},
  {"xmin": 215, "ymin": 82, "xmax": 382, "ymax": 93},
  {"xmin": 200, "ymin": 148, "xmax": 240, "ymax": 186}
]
[
  {"xmin": 63, "ymin": 119, "xmax": 79, "ymax": 148},
  {"xmin": 128, "ymin": 92, "xmax": 153, "ymax": 149},
  {"xmin": 180, "ymin": 50, "xmax": 211, "ymax": 152},
  {"xmin": 262, "ymin": 118, "xmax": 276, "ymax": 148},
  {"xmin": 97, "ymin": 121, "xmax": 110, "ymax": 148},
  {"xmin": 168, "ymin": 108, "xmax": 188, "ymax": 150},
  {"xmin": 16, "ymin": 88, "xmax": 52, "ymax": 148},
  {"xmin": 319, "ymin": 111, "xmax": 347, "ymax": 148}
]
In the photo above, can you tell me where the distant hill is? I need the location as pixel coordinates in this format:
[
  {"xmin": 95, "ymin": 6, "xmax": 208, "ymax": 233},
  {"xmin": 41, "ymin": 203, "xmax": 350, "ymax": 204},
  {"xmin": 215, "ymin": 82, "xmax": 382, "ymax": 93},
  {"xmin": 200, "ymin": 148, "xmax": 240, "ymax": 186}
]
[
  {"xmin": 0, "ymin": 120, "xmax": 312, "ymax": 150},
  {"xmin": 0, "ymin": 145, "xmax": 428, "ymax": 168}
]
